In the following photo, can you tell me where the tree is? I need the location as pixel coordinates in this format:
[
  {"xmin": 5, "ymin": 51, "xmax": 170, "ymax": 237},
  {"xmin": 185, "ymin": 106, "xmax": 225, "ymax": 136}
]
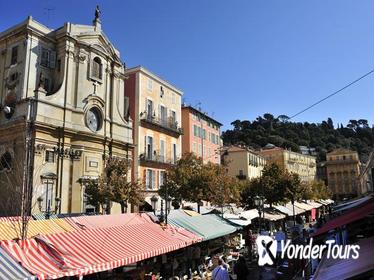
[
  {"xmin": 159, "ymin": 153, "xmax": 241, "ymax": 212},
  {"xmin": 241, "ymin": 163, "xmax": 287, "ymax": 208},
  {"xmin": 283, "ymin": 171, "xmax": 303, "ymax": 204},
  {"xmin": 302, "ymin": 180, "xmax": 331, "ymax": 200},
  {"xmin": 86, "ymin": 157, "xmax": 144, "ymax": 214},
  {"xmin": 222, "ymin": 116, "xmax": 374, "ymax": 161}
]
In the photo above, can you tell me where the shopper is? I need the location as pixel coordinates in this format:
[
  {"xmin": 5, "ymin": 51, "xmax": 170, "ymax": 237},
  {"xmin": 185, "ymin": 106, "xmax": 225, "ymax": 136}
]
[
  {"xmin": 212, "ymin": 259, "xmax": 230, "ymax": 280},
  {"xmin": 233, "ymin": 256, "xmax": 249, "ymax": 280}
]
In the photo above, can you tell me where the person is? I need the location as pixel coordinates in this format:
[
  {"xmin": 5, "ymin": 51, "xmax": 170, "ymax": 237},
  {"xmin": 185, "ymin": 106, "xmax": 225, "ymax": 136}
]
[
  {"xmin": 245, "ymin": 229, "xmax": 253, "ymax": 261},
  {"xmin": 233, "ymin": 256, "xmax": 249, "ymax": 280},
  {"xmin": 221, "ymin": 256, "xmax": 230, "ymax": 271},
  {"xmin": 212, "ymin": 259, "xmax": 230, "ymax": 280},
  {"xmin": 274, "ymin": 227, "xmax": 286, "ymax": 262}
]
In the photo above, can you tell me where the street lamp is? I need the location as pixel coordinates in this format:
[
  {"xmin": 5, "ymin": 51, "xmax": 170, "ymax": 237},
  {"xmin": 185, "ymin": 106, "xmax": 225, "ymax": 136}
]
[
  {"xmin": 254, "ymin": 195, "xmax": 264, "ymax": 233},
  {"xmin": 159, "ymin": 200, "xmax": 165, "ymax": 223},
  {"xmin": 37, "ymin": 197, "xmax": 61, "ymax": 219},
  {"xmin": 102, "ymin": 200, "xmax": 108, "ymax": 215},
  {"xmin": 151, "ymin": 195, "xmax": 158, "ymax": 214}
]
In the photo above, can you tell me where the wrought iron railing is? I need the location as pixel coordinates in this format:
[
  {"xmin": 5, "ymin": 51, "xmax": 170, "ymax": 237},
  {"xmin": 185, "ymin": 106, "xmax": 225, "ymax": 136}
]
[{"xmin": 141, "ymin": 113, "xmax": 183, "ymax": 135}]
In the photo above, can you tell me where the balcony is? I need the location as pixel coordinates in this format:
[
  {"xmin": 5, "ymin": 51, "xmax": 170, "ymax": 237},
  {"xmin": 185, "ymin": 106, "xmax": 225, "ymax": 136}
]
[
  {"xmin": 139, "ymin": 151, "xmax": 177, "ymax": 168},
  {"xmin": 140, "ymin": 113, "xmax": 183, "ymax": 137}
]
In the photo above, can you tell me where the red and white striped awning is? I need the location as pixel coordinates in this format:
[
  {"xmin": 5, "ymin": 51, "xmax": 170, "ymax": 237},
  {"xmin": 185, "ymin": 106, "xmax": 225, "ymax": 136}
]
[{"xmin": 1, "ymin": 219, "xmax": 201, "ymax": 279}]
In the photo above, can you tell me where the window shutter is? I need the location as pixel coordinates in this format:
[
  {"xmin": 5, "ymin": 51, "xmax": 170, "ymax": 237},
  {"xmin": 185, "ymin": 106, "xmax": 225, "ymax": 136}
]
[
  {"xmin": 145, "ymin": 170, "xmax": 149, "ymax": 190},
  {"xmin": 50, "ymin": 51, "xmax": 56, "ymax": 69},
  {"xmin": 144, "ymin": 136, "xmax": 147, "ymax": 155},
  {"xmin": 152, "ymin": 170, "xmax": 156, "ymax": 189}
]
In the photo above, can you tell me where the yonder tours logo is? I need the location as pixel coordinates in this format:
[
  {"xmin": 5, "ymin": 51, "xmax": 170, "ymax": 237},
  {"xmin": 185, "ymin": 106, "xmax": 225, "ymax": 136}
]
[{"xmin": 256, "ymin": 236, "xmax": 360, "ymax": 266}]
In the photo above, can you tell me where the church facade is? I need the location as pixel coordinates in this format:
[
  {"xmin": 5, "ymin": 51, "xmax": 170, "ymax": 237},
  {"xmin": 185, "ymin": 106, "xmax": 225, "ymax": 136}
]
[{"xmin": 0, "ymin": 12, "xmax": 133, "ymax": 215}]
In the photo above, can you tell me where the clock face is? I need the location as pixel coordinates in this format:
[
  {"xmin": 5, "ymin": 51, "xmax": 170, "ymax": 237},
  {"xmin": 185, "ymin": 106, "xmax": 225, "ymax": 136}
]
[{"xmin": 86, "ymin": 108, "xmax": 102, "ymax": 132}]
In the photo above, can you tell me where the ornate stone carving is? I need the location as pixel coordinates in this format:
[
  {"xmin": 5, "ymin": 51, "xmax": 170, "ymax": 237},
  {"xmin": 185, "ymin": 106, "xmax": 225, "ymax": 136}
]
[
  {"xmin": 53, "ymin": 147, "xmax": 83, "ymax": 160},
  {"xmin": 35, "ymin": 144, "xmax": 46, "ymax": 155}
]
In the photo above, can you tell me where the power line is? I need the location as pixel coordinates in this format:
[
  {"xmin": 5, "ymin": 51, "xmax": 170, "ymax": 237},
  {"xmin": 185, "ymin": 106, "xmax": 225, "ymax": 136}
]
[{"xmin": 289, "ymin": 68, "xmax": 374, "ymax": 120}]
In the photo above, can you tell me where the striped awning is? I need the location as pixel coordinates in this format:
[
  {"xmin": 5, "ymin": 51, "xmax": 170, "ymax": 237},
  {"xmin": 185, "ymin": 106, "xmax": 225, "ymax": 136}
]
[
  {"xmin": 0, "ymin": 247, "xmax": 34, "ymax": 280},
  {"xmin": 263, "ymin": 209, "xmax": 286, "ymax": 221},
  {"xmin": 1, "ymin": 219, "xmax": 201, "ymax": 279},
  {"xmin": 0, "ymin": 219, "xmax": 77, "ymax": 241},
  {"xmin": 64, "ymin": 213, "xmax": 150, "ymax": 230},
  {"xmin": 293, "ymin": 201, "xmax": 315, "ymax": 211}
]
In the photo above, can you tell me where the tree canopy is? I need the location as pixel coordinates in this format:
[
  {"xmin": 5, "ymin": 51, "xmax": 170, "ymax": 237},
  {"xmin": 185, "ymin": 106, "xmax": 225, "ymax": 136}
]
[
  {"xmin": 159, "ymin": 153, "xmax": 242, "ymax": 209},
  {"xmin": 86, "ymin": 157, "xmax": 144, "ymax": 213},
  {"xmin": 241, "ymin": 163, "xmax": 331, "ymax": 208},
  {"xmin": 223, "ymin": 114, "xmax": 374, "ymax": 162}
]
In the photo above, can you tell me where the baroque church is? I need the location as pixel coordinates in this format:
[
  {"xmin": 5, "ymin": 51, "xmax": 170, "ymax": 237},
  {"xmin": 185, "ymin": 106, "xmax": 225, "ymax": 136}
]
[{"xmin": 0, "ymin": 8, "xmax": 133, "ymax": 215}]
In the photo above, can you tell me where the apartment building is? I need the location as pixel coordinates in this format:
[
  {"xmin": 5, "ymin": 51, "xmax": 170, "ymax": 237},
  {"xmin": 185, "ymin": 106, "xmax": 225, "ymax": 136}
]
[
  {"xmin": 222, "ymin": 146, "xmax": 267, "ymax": 180},
  {"xmin": 181, "ymin": 106, "xmax": 222, "ymax": 164},
  {"xmin": 326, "ymin": 148, "xmax": 361, "ymax": 200},
  {"xmin": 125, "ymin": 66, "xmax": 182, "ymax": 211},
  {"xmin": 259, "ymin": 146, "xmax": 317, "ymax": 182}
]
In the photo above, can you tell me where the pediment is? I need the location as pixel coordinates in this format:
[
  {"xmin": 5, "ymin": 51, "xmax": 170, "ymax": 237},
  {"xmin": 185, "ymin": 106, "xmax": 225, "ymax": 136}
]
[{"xmin": 74, "ymin": 32, "xmax": 122, "ymax": 64}]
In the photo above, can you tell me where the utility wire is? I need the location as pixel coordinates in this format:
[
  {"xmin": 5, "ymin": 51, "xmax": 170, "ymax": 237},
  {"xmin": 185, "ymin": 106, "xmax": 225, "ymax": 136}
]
[{"xmin": 289, "ymin": 68, "xmax": 374, "ymax": 120}]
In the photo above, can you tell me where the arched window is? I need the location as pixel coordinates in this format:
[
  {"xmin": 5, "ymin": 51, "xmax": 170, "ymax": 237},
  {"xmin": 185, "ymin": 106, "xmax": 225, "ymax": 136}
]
[
  {"xmin": 0, "ymin": 152, "xmax": 12, "ymax": 171},
  {"xmin": 91, "ymin": 57, "xmax": 102, "ymax": 80}
]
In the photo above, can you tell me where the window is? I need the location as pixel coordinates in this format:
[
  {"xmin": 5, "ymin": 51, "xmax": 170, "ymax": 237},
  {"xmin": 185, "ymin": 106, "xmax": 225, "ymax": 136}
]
[
  {"xmin": 170, "ymin": 110, "xmax": 176, "ymax": 124},
  {"xmin": 146, "ymin": 169, "xmax": 155, "ymax": 190},
  {"xmin": 171, "ymin": 92, "xmax": 176, "ymax": 104},
  {"xmin": 160, "ymin": 105, "xmax": 167, "ymax": 125},
  {"xmin": 239, "ymin": 170, "xmax": 244, "ymax": 176},
  {"xmin": 146, "ymin": 99, "xmax": 154, "ymax": 119},
  {"xmin": 193, "ymin": 125, "xmax": 199, "ymax": 137},
  {"xmin": 147, "ymin": 79, "xmax": 153, "ymax": 91},
  {"xmin": 145, "ymin": 136, "xmax": 154, "ymax": 159},
  {"xmin": 160, "ymin": 140, "xmax": 165, "ymax": 162},
  {"xmin": 40, "ymin": 48, "xmax": 56, "ymax": 68},
  {"xmin": 202, "ymin": 129, "xmax": 206, "ymax": 140},
  {"xmin": 172, "ymin": 143, "xmax": 177, "ymax": 164},
  {"xmin": 91, "ymin": 57, "xmax": 102, "ymax": 79},
  {"xmin": 159, "ymin": 171, "xmax": 166, "ymax": 188},
  {"xmin": 45, "ymin": 150, "xmax": 55, "ymax": 163},
  {"xmin": 11, "ymin": 46, "xmax": 18, "ymax": 65}
]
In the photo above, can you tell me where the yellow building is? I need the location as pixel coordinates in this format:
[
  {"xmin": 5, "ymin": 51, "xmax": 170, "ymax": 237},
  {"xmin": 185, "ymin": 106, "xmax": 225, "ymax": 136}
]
[
  {"xmin": 222, "ymin": 146, "xmax": 266, "ymax": 180},
  {"xmin": 0, "ymin": 13, "xmax": 133, "ymax": 216},
  {"xmin": 326, "ymin": 148, "xmax": 361, "ymax": 200},
  {"xmin": 259, "ymin": 146, "xmax": 316, "ymax": 182},
  {"xmin": 124, "ymin": 66, "xmax": 182, "ymax": 211}
]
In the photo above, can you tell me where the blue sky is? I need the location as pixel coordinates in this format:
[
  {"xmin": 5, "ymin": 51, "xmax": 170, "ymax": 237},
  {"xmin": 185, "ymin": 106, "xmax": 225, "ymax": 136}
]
[{"xmin": 1, "ymin": 0, "xmax": 374, "ymax": 130}]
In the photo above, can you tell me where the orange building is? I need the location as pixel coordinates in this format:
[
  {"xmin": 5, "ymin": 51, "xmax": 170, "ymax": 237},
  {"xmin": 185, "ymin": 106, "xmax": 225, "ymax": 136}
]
[
  {"xmin": 124, "ymin": 66, "xmax": 183, "ymax": 211},
  {"xmin": 181, "ymin": 106, "xmax": 222, "ymax": 164}
]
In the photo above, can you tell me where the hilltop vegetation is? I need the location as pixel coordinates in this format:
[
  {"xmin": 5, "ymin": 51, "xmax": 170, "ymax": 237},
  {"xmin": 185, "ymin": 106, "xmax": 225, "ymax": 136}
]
[{"xmin": 222, "ymin": 114, "xmax": 374, "ymax": 162}]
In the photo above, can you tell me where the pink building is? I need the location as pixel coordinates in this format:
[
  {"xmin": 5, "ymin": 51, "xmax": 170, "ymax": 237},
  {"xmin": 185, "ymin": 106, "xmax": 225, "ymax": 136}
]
[{"xmin": 181, "ymin": 106, "xmax": 222, "ymax": 164}]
